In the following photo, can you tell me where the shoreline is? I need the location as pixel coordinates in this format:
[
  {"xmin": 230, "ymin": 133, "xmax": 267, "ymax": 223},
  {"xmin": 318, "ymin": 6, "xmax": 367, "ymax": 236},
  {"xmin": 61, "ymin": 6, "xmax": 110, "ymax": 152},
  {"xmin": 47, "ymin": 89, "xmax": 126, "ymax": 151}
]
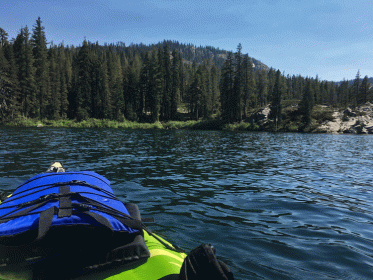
[{"xmin": 2, "ymin": 103, "xmax": 373, "ymax": 134}]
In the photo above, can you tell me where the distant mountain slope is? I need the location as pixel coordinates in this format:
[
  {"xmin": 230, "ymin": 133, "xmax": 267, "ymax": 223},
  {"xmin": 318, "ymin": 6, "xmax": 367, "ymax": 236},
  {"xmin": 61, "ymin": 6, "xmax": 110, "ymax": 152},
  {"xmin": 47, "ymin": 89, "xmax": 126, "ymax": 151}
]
[{"xmin": 114, "ymin": 40, "xmax": 269, "ymax": 71}]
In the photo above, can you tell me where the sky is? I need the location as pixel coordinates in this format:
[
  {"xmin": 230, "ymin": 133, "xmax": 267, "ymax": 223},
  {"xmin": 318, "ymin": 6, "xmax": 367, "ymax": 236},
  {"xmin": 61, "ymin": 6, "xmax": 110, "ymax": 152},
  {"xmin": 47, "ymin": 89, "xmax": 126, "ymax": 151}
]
[{"xmin": 1, "ymin": 0, "xmax": 373, "ymax": 82}]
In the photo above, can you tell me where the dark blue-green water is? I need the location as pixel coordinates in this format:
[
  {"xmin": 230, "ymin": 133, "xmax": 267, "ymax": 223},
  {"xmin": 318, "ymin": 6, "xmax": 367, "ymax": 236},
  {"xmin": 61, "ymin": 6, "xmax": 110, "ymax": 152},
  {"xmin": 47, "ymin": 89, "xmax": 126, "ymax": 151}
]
[{"xmin": 1, "ymin": 128, "xmax": 373, "ymax": 279}]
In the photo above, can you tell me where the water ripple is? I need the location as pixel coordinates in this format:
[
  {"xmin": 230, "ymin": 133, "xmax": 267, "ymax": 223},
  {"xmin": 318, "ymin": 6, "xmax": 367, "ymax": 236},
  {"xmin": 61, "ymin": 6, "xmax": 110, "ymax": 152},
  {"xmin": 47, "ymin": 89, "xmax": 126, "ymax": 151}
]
[{"xmin": 1, "ymin": 128, "xmax": 373, "ymax": 279}]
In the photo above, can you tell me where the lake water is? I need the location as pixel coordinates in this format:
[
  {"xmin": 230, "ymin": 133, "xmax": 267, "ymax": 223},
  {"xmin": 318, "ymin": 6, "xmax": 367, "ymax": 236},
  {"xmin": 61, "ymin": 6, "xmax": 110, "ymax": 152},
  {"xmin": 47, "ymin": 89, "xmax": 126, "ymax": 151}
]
[{"xmin": 1, "ymin": 128, "xmax": 373, "ymax": 279}]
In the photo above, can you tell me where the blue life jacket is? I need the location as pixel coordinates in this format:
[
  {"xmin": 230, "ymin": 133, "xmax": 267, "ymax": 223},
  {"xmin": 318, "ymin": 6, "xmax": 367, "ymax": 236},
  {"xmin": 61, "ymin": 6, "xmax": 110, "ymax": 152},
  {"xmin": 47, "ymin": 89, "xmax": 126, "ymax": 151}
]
[{"xmin": 0, "ymin": 171, "xmax": 150, "ymax": 269}]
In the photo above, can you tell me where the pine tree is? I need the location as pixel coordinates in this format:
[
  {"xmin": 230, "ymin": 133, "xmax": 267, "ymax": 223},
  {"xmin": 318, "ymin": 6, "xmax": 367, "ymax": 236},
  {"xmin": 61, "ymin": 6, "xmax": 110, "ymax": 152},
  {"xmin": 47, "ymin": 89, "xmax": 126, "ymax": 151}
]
[
  {"xmin": 210, "ymin": 63, "xmax": 220, "ymax": 115},
  {"xmin": 139, "ymin": 52, "xmax": 150, "ymax": 121},
  {"xmin": 184, "ymin": 61, "xmax": 196, "ymax": 113},
  {"xmin": 233, "ymin": 43, "xmax": 243, "ymax": 121},
  {"xmin": 31, "ymin": 17, "xmax": 49, "ymax": 118},
  {"xmin": 75, "ymin": 40, "xmax": 92, "ymax": 120},
  {"xmin": 328, "ymin": 82, "xmax": 337, "ymax": 106},
  {"xmin": 90, "ymin": 50, "xmax": 104, "ymax": 119},
  {"xmin": 220, "ymin": 52, "xmax": 234, "ymax": 122},
  {"xmin": 170, "ymin": 49, "xmax": 180, "ymax": 120},
  {"xmin": 148, "ymin": 50, "xmax": 162, "ymax": 122},
  {"xmin": 360, "ymin": 75, "xmax": 370, "ymax": 105},
  {"xmin": 13, "ymin": 26, "xmax": 37, "ymax": 117},
  {"xmin": 178, "ymin": 59, "xmax": 189, "ymax": 104},
  {"xmin": 48, "ymin": 45, "xmax": 61, "ymax": 119},
  {"xmin": 313, "ymin": 75, "xmax": 320, "ymax": 105},
  {"xmin": 269, "ymin": 70, "xmax": 283, "ymax": 127},
  {"xmin": 351, "ymin": 70, "xmax": 360, "ymax": 107},
  {"xmin": 107, "ymin": 50, "xmax": 123, "ymax": 120},
  {"xmin": 188, "ymin": 70, "xmax": 203, "ymax": 120},
  {"xmin": 123, "ymin": 54, "xmax": 141, "ymax": 121},
  {"xmin": 299, "ymin": 79, "xmax": 314, "ymax": 125},
  {"xmin": 242, "ymin": 54, "xmax": 256, "ymax": 117},
  {"xmin": 291, "ymin": 75, "xmax": 303, "ymax": 100},
  {"xmin": 132, "ymin": 53, "xmax": 142, "ymax": 120},
  {"xmin": 257, "ymin": 70, "xmax": 268, "ymax": 107},
  {"xmin": 319, "ymin": 80, "xmax": 327, "ymax": 105},
  {"xmin": 337, "ymin": 80, "xmax": 349, "ymax": 108},
  {"xmin": 100, "ymin": 55, "xmax": 112, "ymax": 119},
  {"xmin": 123, "ymin": 67, "xmax": 137, "ymax": 121},
  {"xmin": 2, "ymin": 42, "xmax": 20, "ymax": 119},
  {"xmin": 0, "ymin": 46, "xmax": 10, "ymax": 120},
  {"xmin": 160, "ymin": 44, "xmax": 172, "ymax": 120},
  {"xmin": 267, "ymin": 68, "xmax": 276, "ymax": 102},
  {"xmin": 0, "ymin": 28, "xmax": 9, "ymax": 47},
  {"xmin": 0, "ymin": 32, "xmax": 21, "ymax": 121},
  {"xmin": 57, "ymin": 44, "xmax": 69, "ymax": 118},
  {"xmin": 284, "ymin": 75, "xmax": 292, "ymax": 100},
  {"xmin": 66, "ymin": 46, "xmax": 77, "ymax": 119}
]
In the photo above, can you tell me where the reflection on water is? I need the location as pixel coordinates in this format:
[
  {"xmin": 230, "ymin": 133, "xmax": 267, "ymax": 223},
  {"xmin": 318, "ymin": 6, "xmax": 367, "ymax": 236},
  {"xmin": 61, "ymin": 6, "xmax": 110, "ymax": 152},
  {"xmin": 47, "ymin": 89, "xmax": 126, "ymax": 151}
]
[{"xmin": 1, "ymin": 128, "xmax": 373, "ymax": 279}]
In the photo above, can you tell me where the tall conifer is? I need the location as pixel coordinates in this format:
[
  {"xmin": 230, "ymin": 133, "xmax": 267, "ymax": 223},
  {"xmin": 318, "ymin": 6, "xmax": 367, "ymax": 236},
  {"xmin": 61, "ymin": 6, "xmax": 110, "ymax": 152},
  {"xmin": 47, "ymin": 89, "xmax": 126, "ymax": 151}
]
[
  {"xmin": 360, "ymin": 75, "xmax": 370, "ymax": 105},
  {"xmin": 220, "ymin": 52, "xmax": 234, "ymax": 122},
  {"xmin": 149, "ymin": 50, "xmax": 162, "ymax": 122},
  {"xmin": 31, "ymin": 17, "xmax": 48, "ymax": 118},
  {"xmin": 257, "ymin": 70, "xmax": 268, "ymax": 107},
  {"xmin": 0, "ymin": 28, "xmax": 8, "ymax": 47},
  {"xmin": 48, "ymin": 45, "xmax": 61, "ymax": 119},
  {"xmin": 210, "ymin": 63, "xmax": 220, "ymax": 115},
  {"xmin": 233, "ymin": 43, "xmax": 243, "ymax": 121},
  {"xmin": 57, "ymin": 44, "xmax": 69, "ymax": 118},
  {"xmin": 170, "ymin": 49, "xmax": 180, "ymax": 120},
  {"xmin": 13, "ymin": 26, "xmax": 37, "ymax": 117},
  {"xmin": 161, "ymin": 44, "xmax": 172, "ymax": 120},
  {"xmin": 300, "ymin": 79, "xmax": 314, "ymax": 125},
  {"xmin": 75, "ymin": 40, "xmax": 92, "ymax": 120},
  {"xmin": 2, "ymin": 42, "xmax": 20, "ymax": 119},
  {"xmin": 269, "ymin": 70, "xmax": 283, "ymax": 127},
  {"xmin": 351, "ymin": 70, "xmax": 360, "ymax": 107}
]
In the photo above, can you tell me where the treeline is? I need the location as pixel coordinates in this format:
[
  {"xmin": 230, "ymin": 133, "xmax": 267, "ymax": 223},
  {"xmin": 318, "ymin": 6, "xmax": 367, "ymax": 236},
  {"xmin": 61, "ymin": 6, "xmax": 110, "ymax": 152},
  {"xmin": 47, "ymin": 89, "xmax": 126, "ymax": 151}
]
[
  {"xmin": 1, "ymin": 18, "xmax": 372, "ymax": 125},
  {"xmin": 220, "ymin": 47, "xmax": 373, "ymax": 126}
]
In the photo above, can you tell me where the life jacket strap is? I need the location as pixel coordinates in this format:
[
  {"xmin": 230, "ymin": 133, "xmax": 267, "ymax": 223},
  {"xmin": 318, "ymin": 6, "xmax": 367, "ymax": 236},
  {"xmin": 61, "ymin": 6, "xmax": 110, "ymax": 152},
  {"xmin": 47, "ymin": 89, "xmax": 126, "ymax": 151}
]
[
  {"xmin": 38, "ymin": 206, "xmax": 56, "ymax": 240},
  {"xmin": 57, "ymin": 185, "xmax": 71, "ymax": 218}
]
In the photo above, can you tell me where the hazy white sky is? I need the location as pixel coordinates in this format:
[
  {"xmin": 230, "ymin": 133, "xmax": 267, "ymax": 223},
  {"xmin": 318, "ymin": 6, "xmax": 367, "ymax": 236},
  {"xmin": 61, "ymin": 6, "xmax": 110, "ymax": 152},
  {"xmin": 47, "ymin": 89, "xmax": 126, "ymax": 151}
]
[{"xmin": 1, "ymin": 0, "xmax": 373, "ymax": 81}]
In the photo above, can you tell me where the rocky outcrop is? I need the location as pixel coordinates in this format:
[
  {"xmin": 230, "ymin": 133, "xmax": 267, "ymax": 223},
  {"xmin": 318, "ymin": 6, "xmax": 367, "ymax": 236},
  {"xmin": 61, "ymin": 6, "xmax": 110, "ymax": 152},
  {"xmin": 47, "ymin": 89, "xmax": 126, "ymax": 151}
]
[
  {"xmin": 343, "ymin": 108, "xmax": 356, "ymax": 117},
  {"xmin": 317, "ymin": 103, "xmax": 373, "ymax": 134},
  {"xmin": 246, "ymin": 106, "xmax": 270, "ymax": 124}
]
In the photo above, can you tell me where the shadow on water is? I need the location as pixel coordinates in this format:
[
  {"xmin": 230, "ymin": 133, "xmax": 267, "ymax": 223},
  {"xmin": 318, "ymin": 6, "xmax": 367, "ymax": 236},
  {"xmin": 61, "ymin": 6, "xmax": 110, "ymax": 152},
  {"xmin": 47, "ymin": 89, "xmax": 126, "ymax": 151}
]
[{"xmin": 1, "ymin": 127, "xmax": 373, "ymax": 279}]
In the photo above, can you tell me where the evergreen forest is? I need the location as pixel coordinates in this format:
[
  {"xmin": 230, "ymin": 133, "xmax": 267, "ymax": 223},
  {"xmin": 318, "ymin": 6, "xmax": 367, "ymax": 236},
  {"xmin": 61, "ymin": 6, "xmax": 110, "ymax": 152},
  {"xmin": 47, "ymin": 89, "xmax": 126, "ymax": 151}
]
[{"xmin": 1, "ymin": 18, "xmax": 372, "ymax": 130}]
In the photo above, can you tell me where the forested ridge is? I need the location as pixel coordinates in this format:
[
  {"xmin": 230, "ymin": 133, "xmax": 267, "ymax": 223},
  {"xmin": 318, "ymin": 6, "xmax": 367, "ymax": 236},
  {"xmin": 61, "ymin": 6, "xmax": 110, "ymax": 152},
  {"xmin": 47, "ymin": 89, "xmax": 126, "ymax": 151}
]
[{"xmin": 1, "ymin": 18, "xmax": 372, "ymax": 128}]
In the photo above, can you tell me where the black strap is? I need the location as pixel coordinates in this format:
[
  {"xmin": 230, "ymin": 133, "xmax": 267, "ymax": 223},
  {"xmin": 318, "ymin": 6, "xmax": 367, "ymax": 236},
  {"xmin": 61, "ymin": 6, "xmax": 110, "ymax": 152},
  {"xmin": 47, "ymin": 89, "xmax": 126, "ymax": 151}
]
[
  {"xmin": 1, "ymin": 180, "xmax": 117, "ymax": 206},
  {"xmin": 58, "ymin": 186, "xmax": 71, "ymax": 218},
  {"xmin": 115, "ymin": 215, "xmax": 144, "ymax": 231},
  {"xmin": 36, "ymin": 206, "xmax": 118, "ymax": 241},
  {"xmin": 0, "ymin": 200, "xmax": 50, "ymax": 221},
  {"xmin": 75, "ymin": 197, "xmax": 145, "ymax": 231},
  {"xmin": 37, "ymin": 206, "xmax": 56, "ymax": 240},
  {"xmin": 84, "ymin": 211, "xmax": 114, "ymax": 232}
]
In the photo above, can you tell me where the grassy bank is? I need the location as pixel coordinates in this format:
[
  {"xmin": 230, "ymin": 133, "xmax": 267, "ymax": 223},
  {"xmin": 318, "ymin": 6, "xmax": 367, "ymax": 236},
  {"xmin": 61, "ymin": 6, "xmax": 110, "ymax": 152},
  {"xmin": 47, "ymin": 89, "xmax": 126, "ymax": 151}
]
[
  {"xmin": 1, "ymin": 105, "xmax": 335, "ymax": 133},
  {"xmin": 3, "ymin": 117, "xmax": 164, "ymax": 129},
  {"xmin": 1, "ymin": 117, "xmax": 212, "ymax": 130}
]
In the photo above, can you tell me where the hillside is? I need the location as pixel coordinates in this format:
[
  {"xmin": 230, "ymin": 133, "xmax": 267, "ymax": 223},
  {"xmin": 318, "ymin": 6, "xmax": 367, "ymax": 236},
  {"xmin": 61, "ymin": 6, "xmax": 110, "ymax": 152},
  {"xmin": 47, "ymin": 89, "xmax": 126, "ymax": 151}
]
[{"xmin": 110, "ymin": 40, "xmax": 269, "ymax": 71}]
